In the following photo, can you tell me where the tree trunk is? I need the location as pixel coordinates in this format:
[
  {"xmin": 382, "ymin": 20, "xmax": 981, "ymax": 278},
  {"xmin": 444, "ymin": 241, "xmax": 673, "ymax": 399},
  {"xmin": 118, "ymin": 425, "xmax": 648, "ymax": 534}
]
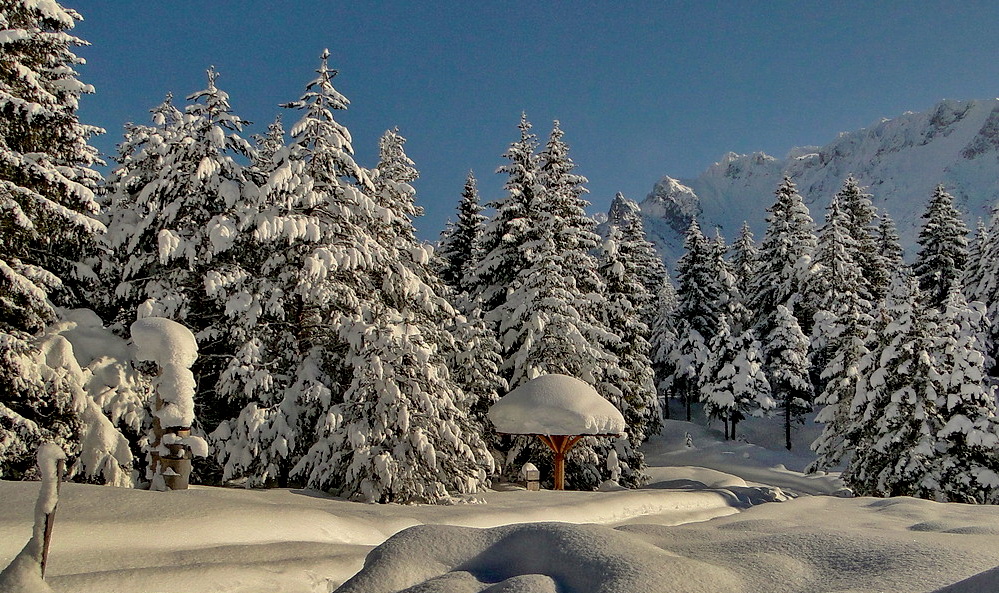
[
  {"xmin": 723, "ymin": 412, "xmax": 730, "ymax": 441},
  {"xmin": 731, "ymin": 415, "xmax": 738, "ymax": 441},
  {"xmin": 785, "ymin": 397, "xmax": 792, "ymax": 451}
]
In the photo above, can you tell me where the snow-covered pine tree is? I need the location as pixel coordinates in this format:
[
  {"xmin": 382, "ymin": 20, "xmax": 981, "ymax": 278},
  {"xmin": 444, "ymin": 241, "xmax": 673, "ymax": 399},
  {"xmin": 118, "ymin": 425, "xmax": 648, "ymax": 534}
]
[
  {"xmin": 847, "ymin": 270, "xmax": 938, "ymax": 497},
  {"xmin": 710, "ymin": 229, "xmax": 752, "ymax": 333},
  {"xmin": 445, "ymin": 307, "xmax": 506, "ymax": 457},
  {"xmin": 972, "ymin": 208, "xmax": 999, "ymax": 375},
  {"xmin": 700, "ymin": 314, "xmax": 773, "ymax": 440},
  {"xmin": 836, "ymin": 177, "xmax": 883, "ymax": 302},
  {"xmin": 764, "ymin": 305, "xmax": 812, "ymax": 451},
  {"xmin": 648, "ymin": 282, "xmax": 678, "ymax": 419},
  {"xmin": 597, "ymin": 225, "xmax": 659, "ymax": 475},
  {"xmin": 607, "ymin": 193, "xmax": 670, "ymax": 299},
  {"xmin": 210, "ymin": 57, "xmax": 359, "ymax": 488},
  {"xmin": 251, "ymin": 115, "xmax": 285, "ymax": 172},
  {"xmin": 491, "ymin": 119, "xmax": 635, "ymax": 489},
  {"xmin": 808, "ymin": 268, "xmax": 873, "ymax": 472},
  {"xmin": 210, "ymin": 50, "xmax": 378, "ymax": 487},
  {"xmin": 302, "ymin": 307, "xmax": 494, "ymax": 503},
  {"xmin": 926, "ymin": 288, "xmax": 999, "ymax": 503},
  {"xmin": 0, "ymin": 0, "xmax": 105, "ymax": 476},
  {"xmin": 730, "ymin": 221, "xmax": 759, "ymax": 295},
  {"xmin": 809, "ymin": 194, "xmax": 869, "ymax": 393},
  {"xmin": 104, "ymin": 69, "xmax": 263, "ymax": 460},
  {"xmin": 913, "ymin": 185, "xmax": 968, "ymax": 310},
  {"xmin": 372, "ymin": 127, "xmax": 423, "ymax": 247},
  {"xmin": 470, "ymin": 113, "xmax": 539, "ymax": 312},
  {"xmin": 606, "ymin": 192, "xmax": 674, "ymax": 419},
  {"xmin": 670, "ymin": 220, "xmax": 716, "ymax": 421},
  {"xmin": 749, "ymin": 177, "xmax": 818, "ymax": 337},
  {"xmin": 875, "ymin": 211, "xmax": 905, "ymax": 270},
  {"xmin": 277, "ymin": 57, "xmax": 491, "ymax": 502},
  {"xmin": 674, "ymin": 220, "xmax": 717, "ymax": 333},
  {"xmin": 962, "ymin": 218, "xmax": 987, "ymax": 299},
  {"xmin": 437, "ymin": 171, "xmax": 486, "ymax": 297}
]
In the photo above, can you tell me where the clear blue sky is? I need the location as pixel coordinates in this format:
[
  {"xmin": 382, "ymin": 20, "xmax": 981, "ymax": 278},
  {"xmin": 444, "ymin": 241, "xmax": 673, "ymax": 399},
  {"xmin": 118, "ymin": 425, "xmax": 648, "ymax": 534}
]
[{"xmin": 71, "ymin": 1, "xmax": 999, "ymax": 241}]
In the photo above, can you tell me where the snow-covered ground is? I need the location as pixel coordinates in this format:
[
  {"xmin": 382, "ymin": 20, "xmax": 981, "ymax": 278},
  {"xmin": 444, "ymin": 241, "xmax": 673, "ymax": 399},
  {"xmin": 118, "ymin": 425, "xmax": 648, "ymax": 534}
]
[{"xmin": 2, "ymin": 417, "xmax": 998, "ymax": 593}]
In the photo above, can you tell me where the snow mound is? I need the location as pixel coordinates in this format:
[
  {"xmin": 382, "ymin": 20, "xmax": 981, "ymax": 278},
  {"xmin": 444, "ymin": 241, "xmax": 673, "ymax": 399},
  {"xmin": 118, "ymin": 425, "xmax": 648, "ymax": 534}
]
[
  {"xmin": 130, "ymin": 317, "xmax": 198, "ymax": 368},
  {"xmin": 334, "ymin": 521, "xmax": 741, "ymax": 593},
  {"xmin": 488, "ymin": 374, "xmax": 625, "ymax": 435}
]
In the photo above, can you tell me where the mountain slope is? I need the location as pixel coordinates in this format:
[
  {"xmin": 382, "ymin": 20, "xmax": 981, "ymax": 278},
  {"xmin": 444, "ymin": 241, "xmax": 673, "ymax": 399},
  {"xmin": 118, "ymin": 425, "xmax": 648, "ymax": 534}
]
[{"xmin": 634, "ymin": 98, "xmax": 999, "ymax": 265}]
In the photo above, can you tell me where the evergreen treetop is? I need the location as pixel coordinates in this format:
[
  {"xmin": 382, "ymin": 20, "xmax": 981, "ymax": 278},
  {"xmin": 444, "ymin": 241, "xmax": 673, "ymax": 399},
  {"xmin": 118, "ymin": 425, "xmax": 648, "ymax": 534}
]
[
  {"xmin": 914, "ymin": 185, "xmax": 968, "ymax": 309},
  {"xmin": 437, "ymin": 171, "xmax": 486, "ymax": 295}
]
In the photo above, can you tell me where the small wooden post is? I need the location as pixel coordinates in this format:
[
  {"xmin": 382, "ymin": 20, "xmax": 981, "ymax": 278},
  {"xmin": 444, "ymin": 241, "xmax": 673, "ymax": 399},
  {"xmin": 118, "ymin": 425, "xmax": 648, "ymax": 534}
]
[
  {"xmin": 150, "ymin": 385, "xmax": 193, "ymax": 490},
  {"xmin": 40, "ymin": 456, "xmax": 65, "ymax": 579}
]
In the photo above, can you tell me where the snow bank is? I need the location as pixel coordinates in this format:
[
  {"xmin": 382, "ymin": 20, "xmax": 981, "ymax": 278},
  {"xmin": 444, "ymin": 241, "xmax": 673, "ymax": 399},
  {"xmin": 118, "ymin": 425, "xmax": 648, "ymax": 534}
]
[
  {"xmin": 338, "ymin": 496, "xmax": 999, "ymax": 593},
  {"xmin": 489, "ymin": 374, "xmax": 625, "ymax": 435},
  {"xmin": 335, "ymin": 521, "xmax": 741, "ymax": 593},
  {"xmin": 3, "ymin": 418, "xmax": 999, "ymax": 593}
]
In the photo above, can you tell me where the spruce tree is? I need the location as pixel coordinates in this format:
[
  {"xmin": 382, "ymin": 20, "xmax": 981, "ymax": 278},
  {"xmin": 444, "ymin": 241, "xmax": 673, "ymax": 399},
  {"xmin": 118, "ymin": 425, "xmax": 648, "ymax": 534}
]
[
  {"xmin": 608, "ymin": 193, "xmax": 670, "ymax": 298},
  {"xmin": 372, "ymin": 127, "xmax": 422, "ymax": 246},
  {"xmin": 268, "ymin": 52, "xmax": 492, "ymax": 502},
  {"xmin": 764, "ymin": 305, "xmax": 812, "ymax": 451},
  {"xmin": 730, "ymin": 221, "xmax": 759, "ymax": 294},
  {"xmin": 670, "ymin": 220, "xmax": 716, "ymax": 421},
  {"xmin": 875, "ymin": 211, "xmax": 905, "ymax": 270},
  {"xmin": 927, "ymin": 288, "xmax": 999, "ymax": 503},
  {"xmin": 445, "ymin": 307, "xmax": 506, "ymax": 456},
  {"xmin": 607, "ymin": 192, "xmax": 673, "ymax": 419},
  {"xmin": 809, "ymin": 195, "xmax": 869, "ymax": 392},
  {"xmin": 750, "ymin": 177, "xmax": 818, "ymax": 337},
  {"xmin": 846, "ymin": 271, "xmax": 940, "ymax": 497},
  {"xmin": 437, "ymin": 171, "xmax": 486, "ymax": 296},
  {"xmin": 648, "ymin": 282, "xmax": 678, "ymax": 419},
  {"xmin": 470, "ymin": 113, "xmax": 538, "ymax": 312},
  {"xmin": 808, "ymin": 289, "xmax": 873, "ymax": 472},
  {"xmin": 251, "ymin": 115, "xmax": 285, "ymax": 172},
  {"xmin": 0, "ymin": 0, "xmax": 104, "ymax": 475},
  {"xmin": 914, "ymin": 185, "xmax": 968, "ymax": 309},
  {"xmin": 972, "ymin": 208, "xmax": 999, "ymax": 375},
  {"xmin": 836, "ymin": 177, "xmax": 882, "ymax": 302},
  {"xmin": 708, "ymin": 229, "xmax": 747, "ymax": 329},
  {"xmin": 597, "ymin": 225, "xmax": 659, "ymax": 473},
  {"xmin": 962, "ymin": 218, "xmax": 988, "ymax": 301},
  {"xmin": 104, "ymin": 69, "xmax": 262, "ymax": 455},
  {"xmin": 700, "ymin": 314, "xmax": 773, "ymax": 440}
]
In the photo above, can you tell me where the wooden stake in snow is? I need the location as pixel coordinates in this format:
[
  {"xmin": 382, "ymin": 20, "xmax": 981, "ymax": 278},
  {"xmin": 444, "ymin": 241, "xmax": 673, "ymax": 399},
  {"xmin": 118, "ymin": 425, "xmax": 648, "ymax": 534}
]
[
  {"xmin": 40, "ymin": 452, "xmax": 65, "ymax": 578},
  {"xmin": 0, "ymin": 443, "xmax": 66, "ymax": 592},
  {"xmin": 488, "ymin": 374, "xmax": 626, "ymax": 490}
]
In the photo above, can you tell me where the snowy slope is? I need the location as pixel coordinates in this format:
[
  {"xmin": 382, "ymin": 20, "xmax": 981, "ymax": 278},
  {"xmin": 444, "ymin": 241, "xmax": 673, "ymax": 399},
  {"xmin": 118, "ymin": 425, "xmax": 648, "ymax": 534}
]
[
  {"xmin": 4, "ymin": 418, "xmax": 999, "ymax": 593},
  {"xmin": 635, "ymin": 99, "xmax": 999, "ymax": 263}
]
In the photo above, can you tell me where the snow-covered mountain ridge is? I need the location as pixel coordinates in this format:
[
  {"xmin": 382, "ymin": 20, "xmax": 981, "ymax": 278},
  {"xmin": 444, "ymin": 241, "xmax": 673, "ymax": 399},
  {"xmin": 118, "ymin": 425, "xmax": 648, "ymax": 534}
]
[{"xmin": 631, "ymin": 98, "xmax": 999, "ymax": 264}]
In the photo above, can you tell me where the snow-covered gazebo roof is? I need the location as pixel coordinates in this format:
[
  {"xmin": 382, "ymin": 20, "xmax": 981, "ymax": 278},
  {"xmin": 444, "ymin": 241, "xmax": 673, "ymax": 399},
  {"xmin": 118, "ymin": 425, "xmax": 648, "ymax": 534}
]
[
  {"xmin": 488, "ymin": 374, "xmax": 625, "ymax": 436},
  {"xmin": 488, "ymin": 374, "xmax": 625, "ymax": 491}
]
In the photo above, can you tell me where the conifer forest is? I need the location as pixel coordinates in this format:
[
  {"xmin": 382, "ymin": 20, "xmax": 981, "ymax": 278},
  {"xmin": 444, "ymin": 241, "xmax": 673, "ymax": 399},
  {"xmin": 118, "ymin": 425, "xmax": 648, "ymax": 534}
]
[{"xmin": 4, "ymin": 0, "xmax": 999, "ymax": 511}]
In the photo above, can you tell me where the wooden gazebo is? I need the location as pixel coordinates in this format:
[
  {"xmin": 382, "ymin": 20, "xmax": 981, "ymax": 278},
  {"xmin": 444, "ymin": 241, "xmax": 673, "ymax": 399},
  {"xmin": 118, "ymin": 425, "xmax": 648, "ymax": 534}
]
[{"xmin": 488, "ymin": 374, "xmax": 626, "ymax": 490}]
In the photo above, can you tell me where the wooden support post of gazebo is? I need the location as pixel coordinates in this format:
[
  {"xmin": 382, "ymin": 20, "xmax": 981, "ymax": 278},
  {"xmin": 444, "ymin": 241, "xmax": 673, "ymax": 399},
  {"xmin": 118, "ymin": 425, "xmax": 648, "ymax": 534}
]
[{"xmin": 536, "ymin": 435, "xmax": 582, "ymax": 490}]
